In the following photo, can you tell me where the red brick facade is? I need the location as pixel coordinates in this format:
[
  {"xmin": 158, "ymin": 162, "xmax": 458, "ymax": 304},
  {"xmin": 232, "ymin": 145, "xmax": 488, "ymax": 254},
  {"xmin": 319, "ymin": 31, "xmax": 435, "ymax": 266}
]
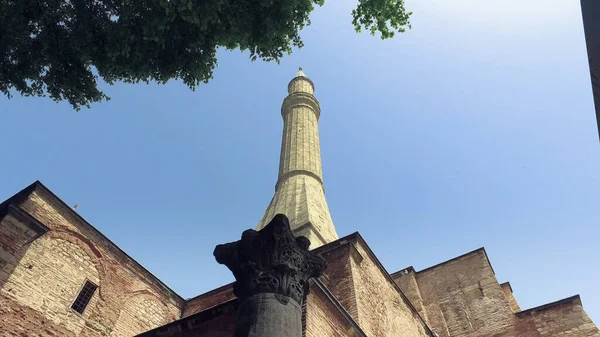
[
  {"xmin": 392, "ymin": 249, "xmax": 599, "ymax": 337},
  {"xmin": 0, "ymin": 182, "xmax": 183, "ymax": 337},
  {"xmin": 1, "ymin": 182, "xmax": 598, "ymax": 336}
]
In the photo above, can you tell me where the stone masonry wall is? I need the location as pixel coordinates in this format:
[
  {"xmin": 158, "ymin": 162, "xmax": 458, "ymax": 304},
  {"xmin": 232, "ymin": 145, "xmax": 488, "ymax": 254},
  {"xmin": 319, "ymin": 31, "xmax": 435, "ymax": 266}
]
[
  {"xmin": 3, "ymin": 236, "xmax": 100, "ymax": 335},
  {"xmin": 500, "ymin": 282, "xmax": 520, "ymax": 312},
  {"xmin": 110, "ymin": 294, "xmax": 172, "ymax": 336},
  {"xmin": 483, "ymin": 296, "xmax": 600, "ymax": 337},
  {"xmin": 305, "ymin": 286, "xmax": 354, "ymax": 337},
  {"xmin": 141, "ymin": 282, "xmax": 360, "ymax": 337},
  {"xmin": 392, "ymin": 249, "xmax": 600, "ymax": 337},
  {"xmin": 351, "ymin": 240, "xmax": 432, "ymax": 337},
  {"xmin": 392, "ymin": 267, "xmax": 429, "ymax": 323},
  {"xmin": 318, "ymin": 243, "xmax": 359, "ymax": 320},
  {"xmin": 320, "ymin": 237, "xmax": 432, "ymax": 337},
  {"xmin": 136, "ymin": 301, "xmax": 238, "ymax": 337},
  {"xmin": 0, "ymin": 209, "xmax": 45, "ymax": 286},
  {"xmin": 0, "ymin": 185, "xmax": 183, "ymax": 337},
  {"xmin": 412, "ymin": 249, "xmax": 514, "ymax": 337},
  {"xmin": 182, "ymin": 284, "xmax": 235, "ymax": 318},
  {"xmin": 510, "ymin": 296, "xmax": 600, "ymax": 337},
  {"xmin": 0, "ymin": 295, "xmax": 77, "ymax": 337}
]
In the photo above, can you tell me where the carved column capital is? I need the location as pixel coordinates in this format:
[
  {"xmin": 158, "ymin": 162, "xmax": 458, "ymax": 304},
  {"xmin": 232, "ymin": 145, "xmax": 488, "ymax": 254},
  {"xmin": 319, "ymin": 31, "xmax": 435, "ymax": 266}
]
[{"xmin": 214, "ymin": 214, "xmax": 327, "ymax": 304}]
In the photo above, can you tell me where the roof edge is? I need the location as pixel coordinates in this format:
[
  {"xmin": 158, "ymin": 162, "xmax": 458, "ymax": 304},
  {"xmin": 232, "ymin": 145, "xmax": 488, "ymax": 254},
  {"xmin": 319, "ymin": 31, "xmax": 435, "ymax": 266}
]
[
  {"xmin": 390, "ymin": 266, "xmax": 416, "ymax": 278},
  {"xmin": 184, "ymin": 282, "xmax": 234, "ymax": 304},
  {"xmin": 400, "ymin": 247, "xmax": 495, "ymax": 276},
  {"xmin": 3, "ymin": 203, "xmax": 50, "ymax": 234},
  {"xmin": 137, "ymin": 298, "xmax": 239, "ymax": 337},
  {"xmin": 317, "ymin": 232, "xmax": 435, "ymax": 336},
  {"xmin": 0, "ymin": 181, "xmax": 39, "ymax": 210},
  {"xmin": 311, "ymin": 279, "xmax": 369, "ymax": 337},
  {"xmin": 1, "ymin": 180, "xmax": 185, "ymax": 303},
  {"xmin": 182, "ymin": 232, "xmax": 364, "ymax": 303},
  {"xmin": 516, "ymin": 295, "xmax": 582, "ymax": 317},
  {"xmin": 352, "ymin": 233, "xmax": 435, "ymax": 336},
  {"xmin": 580, "ymin": 0, "xmax": 600, "ymax": 141},
  {"xmin": 500, "ymin": 281, "xmax": 514, "ymax": 293}
]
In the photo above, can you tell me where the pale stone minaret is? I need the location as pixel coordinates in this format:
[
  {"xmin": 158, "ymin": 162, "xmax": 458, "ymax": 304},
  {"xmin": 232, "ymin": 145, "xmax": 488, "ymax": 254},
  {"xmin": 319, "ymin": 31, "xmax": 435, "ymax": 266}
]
[{"xmin": 257, "ymin": 68, "xmax": 339, "ymax": 248}]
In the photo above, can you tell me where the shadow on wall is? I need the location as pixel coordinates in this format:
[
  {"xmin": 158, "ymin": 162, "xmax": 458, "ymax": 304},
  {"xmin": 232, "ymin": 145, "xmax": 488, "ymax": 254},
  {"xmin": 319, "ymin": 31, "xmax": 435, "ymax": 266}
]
[
  {"xmin": 0, "ymin": 240, "xmax": 36, "ymax": 292},
  {"xmin": 0, "ymin": 204, "xmax": 49, "ymax": 292}
]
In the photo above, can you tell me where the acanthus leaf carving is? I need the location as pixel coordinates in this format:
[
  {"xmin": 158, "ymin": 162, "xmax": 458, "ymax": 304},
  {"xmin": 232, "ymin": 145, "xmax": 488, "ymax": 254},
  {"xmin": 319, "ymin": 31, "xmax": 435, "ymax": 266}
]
[{"xmin": 214, "ymin": 214, "xmax": 326, "ymax": 304}]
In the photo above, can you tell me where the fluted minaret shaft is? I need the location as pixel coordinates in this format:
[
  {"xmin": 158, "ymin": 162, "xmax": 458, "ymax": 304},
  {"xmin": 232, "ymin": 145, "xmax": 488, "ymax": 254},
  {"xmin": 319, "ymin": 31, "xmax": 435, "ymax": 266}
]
[
  {"xmin": 278, "ymin": 73, "xmax": 323, "ymax": 189},
  {"xmin": 257, "ymin": 69, "xmax": 339, "ymax": 248}
]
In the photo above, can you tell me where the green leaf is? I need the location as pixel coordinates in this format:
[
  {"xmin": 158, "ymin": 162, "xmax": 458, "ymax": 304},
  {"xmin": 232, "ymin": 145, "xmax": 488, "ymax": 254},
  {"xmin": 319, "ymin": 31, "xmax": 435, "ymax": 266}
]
[{"xmin": 0, "ymin": 0, "xmax": 411, "ymax": 110}]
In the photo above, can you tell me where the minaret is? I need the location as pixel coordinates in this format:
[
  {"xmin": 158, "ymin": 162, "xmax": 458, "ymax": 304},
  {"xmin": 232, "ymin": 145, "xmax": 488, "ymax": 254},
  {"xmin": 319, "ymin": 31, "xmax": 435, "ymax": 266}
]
[{"xmin": 257, "ymin": 68, "xmax": 339, "ymax": 248}]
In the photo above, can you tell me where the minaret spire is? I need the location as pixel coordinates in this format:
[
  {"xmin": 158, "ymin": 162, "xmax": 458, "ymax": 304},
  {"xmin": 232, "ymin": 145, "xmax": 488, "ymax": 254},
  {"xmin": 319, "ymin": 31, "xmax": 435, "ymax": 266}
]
[{"xmin": 257, "ymin": 69, "xmax": 339, "ymax": 248}]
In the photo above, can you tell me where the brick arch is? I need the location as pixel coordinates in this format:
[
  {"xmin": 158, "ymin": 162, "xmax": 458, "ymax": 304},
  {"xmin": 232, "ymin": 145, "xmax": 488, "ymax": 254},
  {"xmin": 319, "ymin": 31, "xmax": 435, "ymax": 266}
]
[
  {"xmin": 44, "ymin": 229, "xmax": 103, "ymax": 258},
  {"xmin": 110, "ymin": 290, "xmax": 174, "ymax": 336},
  {"xmin": 121, "ymin": 289, "xmax": 172, "ymax": 316},
  {"xmin": 3, "ymin": 235, "xmax": 102, "ymax": 335},
  {"xmin": 43, "ymin": 229, "xmax": 109, "ymax": 300}
]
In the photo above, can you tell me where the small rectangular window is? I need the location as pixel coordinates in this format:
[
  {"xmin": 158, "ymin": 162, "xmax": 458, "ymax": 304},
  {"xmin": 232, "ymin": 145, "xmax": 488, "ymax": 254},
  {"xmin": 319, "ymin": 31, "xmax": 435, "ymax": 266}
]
[{"xmin": 71, "ymin": 281, "xmax": 97, "ymax": 314}]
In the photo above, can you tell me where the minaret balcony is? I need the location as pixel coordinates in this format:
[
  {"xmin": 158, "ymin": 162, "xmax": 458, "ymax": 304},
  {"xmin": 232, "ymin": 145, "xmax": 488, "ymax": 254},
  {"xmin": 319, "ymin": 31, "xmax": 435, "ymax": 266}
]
[{"xmin": 281, "ymin": 92, "xmax": 321, "ymax": 119}]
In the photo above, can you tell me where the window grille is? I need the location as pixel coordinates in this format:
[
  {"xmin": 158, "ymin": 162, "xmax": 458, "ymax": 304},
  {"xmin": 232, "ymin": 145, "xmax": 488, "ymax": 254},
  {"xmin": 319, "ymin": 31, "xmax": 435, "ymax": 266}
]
[{"xmin": 71, "ymin": 281, "xmax": 97, "ymax": 314}]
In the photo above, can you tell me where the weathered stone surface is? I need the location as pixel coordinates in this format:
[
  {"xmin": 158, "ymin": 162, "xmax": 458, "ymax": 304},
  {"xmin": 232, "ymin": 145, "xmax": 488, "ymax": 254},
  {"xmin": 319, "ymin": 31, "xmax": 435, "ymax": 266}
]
[
  {"xmin": 305, "ymin": 286, "xmax": 354, "ymax": 337},
  {"xmin": 235, "ymin": 293, "xmax": 302, "ymax": 337},
  {"xmin": 182, "ymin": 283, "xmax": 235, "ymax": 318},
  {"xmin": 257, "ymin": 70, "xmax": 338, "ymax": 248},
  {"xmin": 513, "ymin": 296, "xmax": 600, "ymax": 337},
  {"xmin": 392, "ymin": 248, "xmax": 600, "ymax": 337},
  {"xmin": 136, "ymin": 300, "xmax": 239, "ymax": 337},
  {"xmin": 215, "ymin": 213, "xmax": 326, "ymax": 337},
  {"xmin": 0, "ymin": 183, "xmax": 183, "ymax": 337},
  {"xmin": 2, "ymin": 68, "xmax": 599, "ymax": 337},
  {"xmin": 500, "ymin": 282, "xmax": 521, "ymax": 312},
  {"xmin": 138, "ymin": 280, "xmax": 366, "ymax": 337},
  {"xmin": 214, "ymin": 214, "xmax": 326, "ymax": 305},
  {"xmin": 318, "ymin": 234, "xmax": 434, "ymax": 337}
]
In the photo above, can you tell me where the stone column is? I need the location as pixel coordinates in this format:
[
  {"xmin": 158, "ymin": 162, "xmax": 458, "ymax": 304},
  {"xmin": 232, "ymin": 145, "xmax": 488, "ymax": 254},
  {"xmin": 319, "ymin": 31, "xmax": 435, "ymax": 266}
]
[{"xmin": 214, "ymin": 214, "xmax": 327, "ymax": 337}]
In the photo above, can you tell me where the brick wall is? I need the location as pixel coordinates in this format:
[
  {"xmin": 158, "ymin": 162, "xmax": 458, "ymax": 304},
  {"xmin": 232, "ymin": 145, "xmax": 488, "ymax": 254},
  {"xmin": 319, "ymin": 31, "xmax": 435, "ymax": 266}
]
[
  {"xmin": 318, "ymin": 243, "xmax": 359, "ymax": 319},
  {"xmin": 500, "ymin": 282, "xmax": 520, "ymax": 312},
  {"xmin": 110, "ymin": 292, "xmax": 173, "ymax": 336},
  {"xmin": 305, "ymin": 286, "xmax": 353, "ymax": 337},
  {"xmin": 320, "ymin": 236, "xmax": 432, "ymax": 337},
  {"xmin": 392, "ymin": 249, "xmax": 600, "ymax": 337},
  {"xmin": 171, "ymin": 308, "xmax": 236, "ymax": 337},
  {"xmin": 2, "ymin": 236, "xmax": 100, "ymax": 335},
  {"xmin": 351, "ymin": 240, "xmax": 431, "ymax": 337},
  {"xmin": 0, "ymin": 184, "xmax": 184, "ymax": 336},
  {"xmin": 392, "ymin": 267, "xmax": 429, "ymax": 323},
  {"xmin": 512, "ymin": 296, "xmax": 600, "ymax": 337},
  {"xmin": 0, "ymin": 295, "xmax": 77, "ymax": 337},
  {"xmin": 5, "ymin": 182, "xmax": 596, "ymax": 337},
  {"xmin": 137, "ymin": 300, "xmax": 238, "ymax": 337},
  {"xmin": 0, "ymin": 204, "xmax": 47, "ymax": 281},
  {"xmin": 142, "ymin": 281, "xmax": 364, "ymax": 337},
  {"xmin": 182, "ymin": 284, "xmax": 235, "ymax": 318},
  {"xmin": 412, "ymin": 249, "xmax": 514, "ymax": 337}
]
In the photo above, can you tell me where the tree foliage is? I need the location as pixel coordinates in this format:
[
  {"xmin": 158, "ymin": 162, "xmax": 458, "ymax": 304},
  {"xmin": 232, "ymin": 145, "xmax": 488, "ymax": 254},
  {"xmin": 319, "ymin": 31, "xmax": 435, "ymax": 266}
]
[{"xmin": 0, "ymin": 0, "xmax": 411, "ymax": 110}]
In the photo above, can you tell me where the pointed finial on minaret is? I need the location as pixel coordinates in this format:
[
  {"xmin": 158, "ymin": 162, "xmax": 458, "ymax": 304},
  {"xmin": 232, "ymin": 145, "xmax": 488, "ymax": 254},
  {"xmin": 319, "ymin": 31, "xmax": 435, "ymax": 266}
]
[
  {"xmin": 72, "ymin": 202, "xmax": 79, "ymax": 211},
  {"xmin": 288, "ymin": 66, "xmax": 314, "ymax": 94}
]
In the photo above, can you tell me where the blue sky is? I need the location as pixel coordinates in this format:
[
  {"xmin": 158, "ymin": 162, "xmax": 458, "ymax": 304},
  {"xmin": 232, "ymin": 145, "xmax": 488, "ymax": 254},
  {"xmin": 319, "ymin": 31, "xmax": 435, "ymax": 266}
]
[{"xmin": 2, "ymin": 0, "xmax": 599, "ymax": 324}]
